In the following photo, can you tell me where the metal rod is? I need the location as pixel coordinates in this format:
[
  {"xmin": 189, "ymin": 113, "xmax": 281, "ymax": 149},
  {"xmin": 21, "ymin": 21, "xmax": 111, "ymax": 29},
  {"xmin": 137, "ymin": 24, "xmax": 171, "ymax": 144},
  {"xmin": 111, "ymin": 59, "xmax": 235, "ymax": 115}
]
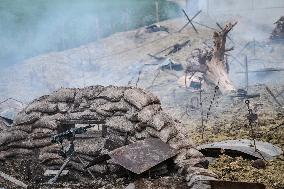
[
  {"xmin": 192, "ymin": 21, "xmax": 217, "ymax": 31},
  {"xmin": 265, "ymin": 86, "xmax": 282, "ymax": 106},
  {"xmin": 253, "ymin": 38, "xmax": 256, "ymax": 56},
  {"xmin": 245, "ymin": 55, "xmax": 249, "ymax": 92},
  {"xmin": 199, "ymin": 79, "xmax": 204, "ymax": 140}
]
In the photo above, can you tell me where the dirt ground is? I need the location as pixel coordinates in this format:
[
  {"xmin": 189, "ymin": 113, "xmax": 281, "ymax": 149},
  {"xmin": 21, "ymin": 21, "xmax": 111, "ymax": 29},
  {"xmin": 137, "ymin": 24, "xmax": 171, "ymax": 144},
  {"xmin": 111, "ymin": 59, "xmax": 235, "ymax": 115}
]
[{"xmin": 0, "ymin": 156, "xmax": 187, "ymax": 189}]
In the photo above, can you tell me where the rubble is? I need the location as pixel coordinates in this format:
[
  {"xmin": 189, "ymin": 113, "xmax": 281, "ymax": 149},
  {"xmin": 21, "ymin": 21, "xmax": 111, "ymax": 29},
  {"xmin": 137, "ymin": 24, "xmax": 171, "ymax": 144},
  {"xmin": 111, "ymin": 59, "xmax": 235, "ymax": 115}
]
[
  {"xmin": 271, "ymin": 16, "xmax": 284, "ymax": 41},
  {"xmin": 0, "ymin": 98, "xmax": 26, "ymax": 122},
  {"xmin": 0, "ymin": 117, "xmax": 9, "ymax": 131},
  {"xmin": 145, "ymin": 24, "xmax": 169, "ymax": 33}
]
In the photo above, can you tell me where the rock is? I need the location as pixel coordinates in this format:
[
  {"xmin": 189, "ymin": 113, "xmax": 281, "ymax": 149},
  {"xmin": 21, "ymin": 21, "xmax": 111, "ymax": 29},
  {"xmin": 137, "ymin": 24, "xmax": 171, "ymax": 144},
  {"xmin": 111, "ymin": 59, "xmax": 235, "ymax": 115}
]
[
  {"xmin": 187, "ymin": 175, "xmax": 216, "ymax": 188},
  {"xmin": 168, "ymin": 132, "xmax": 193, "ymax": 150},
  {"xmin": 186, "ymin": 148, "xmax": 204, "ymax": 159},
  {"xmin": 125, "ymin": 183, "xmax": 135, "ymax": 189},
  {"xmin": 88, "ymin": 164, "xmax": 108, "ymax": 174},
  {"xmin": 252, "ymin": 159, "xmax": 266, "ymax": 169}
]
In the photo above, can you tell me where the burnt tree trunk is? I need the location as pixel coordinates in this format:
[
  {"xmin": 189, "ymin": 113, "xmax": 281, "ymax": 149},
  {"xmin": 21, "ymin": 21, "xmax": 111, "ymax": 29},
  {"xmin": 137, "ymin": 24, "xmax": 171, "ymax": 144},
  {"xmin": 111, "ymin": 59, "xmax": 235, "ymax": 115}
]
[{"xmin": 205, "ymin": 22, "xmax": 237, "ymax": 93}]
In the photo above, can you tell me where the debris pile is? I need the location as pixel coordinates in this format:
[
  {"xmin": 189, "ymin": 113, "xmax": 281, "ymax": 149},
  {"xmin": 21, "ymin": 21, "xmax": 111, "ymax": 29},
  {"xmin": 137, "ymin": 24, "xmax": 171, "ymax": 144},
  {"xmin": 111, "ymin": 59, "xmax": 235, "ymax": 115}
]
[
  {"xmin": 146, "ymin": 24, "xmax": 169, "ymax": 33},
  {"xmin": 271, "ymin": 16, "xmax": 284, "ymax": 40}
]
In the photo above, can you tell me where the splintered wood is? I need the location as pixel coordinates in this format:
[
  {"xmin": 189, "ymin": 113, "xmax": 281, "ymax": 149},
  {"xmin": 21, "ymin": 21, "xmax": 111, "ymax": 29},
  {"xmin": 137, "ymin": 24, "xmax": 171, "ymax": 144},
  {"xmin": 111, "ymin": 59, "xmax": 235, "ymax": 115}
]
[
  {"xmin": 205, "ymin": 22, "xmax": 237, "ymax": 93},
  {"xmin": 185, "ymin": 22, "xmax": 237, "ymax": 93}
]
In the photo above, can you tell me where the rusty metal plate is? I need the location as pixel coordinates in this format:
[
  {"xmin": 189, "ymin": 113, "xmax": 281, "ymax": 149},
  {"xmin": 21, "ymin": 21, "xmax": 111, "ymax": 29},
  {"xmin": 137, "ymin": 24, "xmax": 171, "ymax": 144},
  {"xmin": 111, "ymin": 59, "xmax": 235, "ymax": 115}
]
[
  {"xmin": 109, "ymin": 138, "xmax": 178, "ymax": 174},
  {"xmin": 197, "ymin": 139, "xmax": 283, "ymax": 160},
  {"xmin": 211, "ymin": 180, "xmax": 266, "ymax": 189}
]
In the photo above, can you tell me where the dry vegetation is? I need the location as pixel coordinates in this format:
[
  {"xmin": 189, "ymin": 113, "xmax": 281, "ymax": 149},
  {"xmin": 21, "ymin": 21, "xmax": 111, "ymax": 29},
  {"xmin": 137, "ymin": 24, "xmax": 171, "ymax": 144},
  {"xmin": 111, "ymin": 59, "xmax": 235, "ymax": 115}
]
[{"xmin": 189, "ymin": 86, "xmax": 284, "ymax": 189}]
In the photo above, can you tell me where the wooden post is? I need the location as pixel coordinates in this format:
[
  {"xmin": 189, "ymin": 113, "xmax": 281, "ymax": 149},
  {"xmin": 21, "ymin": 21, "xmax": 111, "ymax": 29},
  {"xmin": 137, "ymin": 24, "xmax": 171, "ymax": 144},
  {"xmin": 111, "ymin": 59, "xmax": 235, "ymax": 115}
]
[
  {"xmin": 125, "ymin": 8, "xmax": 130, "ymax": 30},
  {"xmin": 245, "ymin": 55, "xmax": 249, "ymax": 92},
  {"xmin": 95, "ymin": 17, "xmax": 100, "ymax": 39},
  {"xmin": 155, "ymin": 0, "xmax": 160, "ymax": 23},
  {"xmin": 102, "ymin": 125, "xmax": 107, "ymax": 138},
  {"xmin": 207, "ymin": 0, "xmax": 210, "ymax": 15},
  {"xmin": 205, "ymin": 22, "xmax": 237, "ymax": 93},
  {"xmin": 199, "ymin": 78, "xmax": 205, "ymax": 140},
  {"xmin": 253, "ymin": 38, "xmax": 256, "ymax": 56}
]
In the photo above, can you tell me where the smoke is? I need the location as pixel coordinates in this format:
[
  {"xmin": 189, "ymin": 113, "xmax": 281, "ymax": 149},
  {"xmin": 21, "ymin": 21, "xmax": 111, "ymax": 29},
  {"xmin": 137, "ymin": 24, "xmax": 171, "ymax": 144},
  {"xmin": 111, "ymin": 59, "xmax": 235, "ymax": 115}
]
[
  {"xmin": 0, "ymin": 0, "xmax": 180, "ymax": 67},
  {"xmin": 187, "ymin": 0, "xmax": 284, "ymax": 88},
  {"xmin": 1, "ymin": 0, "xmax": 283, "ymax": 102}
]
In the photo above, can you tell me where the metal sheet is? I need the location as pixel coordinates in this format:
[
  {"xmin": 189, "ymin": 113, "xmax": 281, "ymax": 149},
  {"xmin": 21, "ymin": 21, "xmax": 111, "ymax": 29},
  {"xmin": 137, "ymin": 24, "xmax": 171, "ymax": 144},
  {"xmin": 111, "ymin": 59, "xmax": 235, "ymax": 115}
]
[
  {"xmin": 109, "ymin": 138, "xmax": 178, "ymax": 174},
  {"xmin": 211, "ymin": 180, "xmax": 266, "ymax": 189},
  {"xmin": 197, "ymin": 139, "xmax": 283, "ymax": 160}
]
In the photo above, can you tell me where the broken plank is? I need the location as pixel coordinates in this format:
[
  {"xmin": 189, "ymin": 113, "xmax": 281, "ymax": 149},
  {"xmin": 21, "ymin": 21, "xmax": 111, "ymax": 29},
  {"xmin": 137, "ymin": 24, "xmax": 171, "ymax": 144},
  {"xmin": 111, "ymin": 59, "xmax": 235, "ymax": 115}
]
[{"xmin": 44, "ymin": 170, "xmax": 69, "ymax": 177}]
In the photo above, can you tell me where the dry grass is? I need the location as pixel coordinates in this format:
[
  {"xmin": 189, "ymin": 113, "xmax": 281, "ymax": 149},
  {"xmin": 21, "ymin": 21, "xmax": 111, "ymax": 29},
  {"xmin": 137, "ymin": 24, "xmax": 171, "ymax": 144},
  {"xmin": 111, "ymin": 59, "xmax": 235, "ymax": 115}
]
[{"xmin": 190, "ymin": 105, "xmax": 284, "ymax": 189}]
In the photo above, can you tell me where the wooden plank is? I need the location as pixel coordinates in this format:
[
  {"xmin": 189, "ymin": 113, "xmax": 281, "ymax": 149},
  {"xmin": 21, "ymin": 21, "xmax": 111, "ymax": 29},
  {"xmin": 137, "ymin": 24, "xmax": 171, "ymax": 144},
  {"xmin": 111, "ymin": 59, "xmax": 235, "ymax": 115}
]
[
  {"xmin": 44, "ymin": 170, "xmax": 69, "ymax": 177},
  {"xmin": 0, "ymin": 171, "xmax": 28, "ymax": 189}
]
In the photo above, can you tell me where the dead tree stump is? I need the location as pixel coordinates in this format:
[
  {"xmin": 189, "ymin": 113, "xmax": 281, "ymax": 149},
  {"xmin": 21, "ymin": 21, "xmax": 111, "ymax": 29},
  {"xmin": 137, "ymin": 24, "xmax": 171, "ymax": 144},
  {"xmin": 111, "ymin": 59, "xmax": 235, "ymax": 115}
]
[
  {"xmin": 185, "ymin": 22, "xmax": 237, "ymax": 93},
  {"xmin": 205, "ymin": 22, "xmax": 237, "ymax": 93}
]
